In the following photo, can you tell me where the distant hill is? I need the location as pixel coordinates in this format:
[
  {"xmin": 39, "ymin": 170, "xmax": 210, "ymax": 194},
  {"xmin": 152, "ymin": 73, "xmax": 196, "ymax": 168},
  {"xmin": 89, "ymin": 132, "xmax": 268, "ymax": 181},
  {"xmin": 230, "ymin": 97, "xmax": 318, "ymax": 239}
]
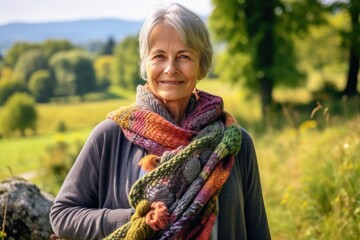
[{"xmin": 0, "ymin": 18, "xmax": 143, "ymax": 53}]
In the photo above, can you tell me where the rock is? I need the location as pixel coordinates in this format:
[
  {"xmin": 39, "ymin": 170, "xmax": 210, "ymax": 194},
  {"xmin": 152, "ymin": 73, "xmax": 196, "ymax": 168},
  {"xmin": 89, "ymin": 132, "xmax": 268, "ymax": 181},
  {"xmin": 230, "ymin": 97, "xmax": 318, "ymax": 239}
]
[{"xmin": 0, "ymin": 177, "xmax": 54, "ymax": 240}]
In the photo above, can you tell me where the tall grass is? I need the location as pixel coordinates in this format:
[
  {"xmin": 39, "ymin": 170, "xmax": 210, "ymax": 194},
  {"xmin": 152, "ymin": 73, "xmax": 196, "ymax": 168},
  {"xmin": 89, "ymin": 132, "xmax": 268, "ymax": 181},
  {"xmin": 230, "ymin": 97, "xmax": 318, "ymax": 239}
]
[{"xmin": 256, "ymin": 100, "xmax": 360, "ymax": 239}]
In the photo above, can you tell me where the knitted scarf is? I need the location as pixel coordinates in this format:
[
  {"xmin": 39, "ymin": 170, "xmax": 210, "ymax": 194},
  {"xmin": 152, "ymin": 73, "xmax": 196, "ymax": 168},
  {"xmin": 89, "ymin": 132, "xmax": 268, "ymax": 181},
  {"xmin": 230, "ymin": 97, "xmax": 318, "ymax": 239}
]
[{"xmin": 106, "ymin": 85, "xmax": 242, "ymax": 240}]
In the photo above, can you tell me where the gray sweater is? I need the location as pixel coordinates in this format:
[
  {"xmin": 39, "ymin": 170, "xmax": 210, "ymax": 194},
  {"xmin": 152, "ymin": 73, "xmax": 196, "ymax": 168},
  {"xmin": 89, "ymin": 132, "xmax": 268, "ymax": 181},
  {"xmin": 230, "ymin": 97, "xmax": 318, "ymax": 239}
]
[{"xmin": 50, "ymin": 119, "xmax": 271, "ymax": 239}]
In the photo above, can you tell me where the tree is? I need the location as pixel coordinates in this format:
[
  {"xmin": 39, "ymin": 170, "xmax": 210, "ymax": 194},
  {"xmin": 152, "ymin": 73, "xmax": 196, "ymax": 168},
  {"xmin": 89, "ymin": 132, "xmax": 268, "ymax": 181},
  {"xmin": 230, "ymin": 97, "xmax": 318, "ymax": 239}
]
[
  {"xmin": 93, "ymin": 55, "xmax": 113, "ymax": 90},
  {"xmin": 295, "ymin": 11, "xmax": 348, "ymax": 92},
  {"xmin": 0, "ymin": 67, "xmax": 13, "ymax": 80},
  {"xmin": 0, "ymin": 80, "xmax": 28, "ymax": 105},
  {"xmin": 0, "ymin": 93, "xmax": 37, "ymax": 136},
  {"xmin": 3, "ymin": 42, "xmax": 39, "ymax": 68},
  {"xmin": 28, "ymin": 70, "xmax": 54, "ymax": 102},
  {"xmin": 112, "ymin": 36, "xmax": 142, "ymax": 90},
  {"xmin": 101, "ymin": 36, "xmax": 116, "ymax": 55},
  {"xmin": 13, "ymin": 49, "xmax": 48, "ymax": 84},
  {"xmin": 49, "ymin": 50, "xmax": 96, "ymax": 97},
  {"xmin": 210, "ymin": 0, "xmax": 324, "ymax": 116},
  {"xmin": 41, "ymin": 39, "xmax": 74, "ymax": 60}
]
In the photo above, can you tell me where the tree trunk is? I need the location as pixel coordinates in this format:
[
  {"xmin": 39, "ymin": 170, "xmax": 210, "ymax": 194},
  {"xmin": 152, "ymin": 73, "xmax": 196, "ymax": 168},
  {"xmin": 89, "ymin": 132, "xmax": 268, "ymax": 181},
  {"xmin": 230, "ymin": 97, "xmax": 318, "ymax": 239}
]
[
  {"xmin": 258, "ymin": 0, "xmax": 275, "ymax": 117},
  {"xmin": 343, "ymin": 47, "xmax": 359, "ymax": 96},
  {"xmin": 260, "ymin": 75, "xmax": 274, "ymax": 116},
  {"xmin": 244, "ymin": 0, "xmax": 276, "ymax": 117},
  {"xmin": 342, "ymin": 0, "xmax": 359, "ymax": 96}
]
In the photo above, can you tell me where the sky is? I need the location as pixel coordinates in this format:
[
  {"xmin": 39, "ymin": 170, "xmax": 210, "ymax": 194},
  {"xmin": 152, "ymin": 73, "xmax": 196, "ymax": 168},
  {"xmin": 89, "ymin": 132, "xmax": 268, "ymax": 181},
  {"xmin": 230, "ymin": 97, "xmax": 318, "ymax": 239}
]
[{"xmin": 0, "ymin": 0, "xmax": 213, "ymax": 26}]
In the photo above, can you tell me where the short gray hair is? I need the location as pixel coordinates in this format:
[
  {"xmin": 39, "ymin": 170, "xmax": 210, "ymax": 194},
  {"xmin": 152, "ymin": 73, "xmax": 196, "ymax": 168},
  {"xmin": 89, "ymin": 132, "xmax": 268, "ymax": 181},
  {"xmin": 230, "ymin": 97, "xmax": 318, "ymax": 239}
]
[{"xmin": 138, "ymin": 3, "xmax": 213, "ymax": 80}]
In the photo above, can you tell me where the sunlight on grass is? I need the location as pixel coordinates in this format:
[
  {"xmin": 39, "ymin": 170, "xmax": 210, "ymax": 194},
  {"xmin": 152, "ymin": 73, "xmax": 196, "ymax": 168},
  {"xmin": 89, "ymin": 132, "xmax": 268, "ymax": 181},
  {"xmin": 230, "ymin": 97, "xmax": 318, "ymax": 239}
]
[
  {"xmin": 273, "ymin": 88, "xmax": 313, "ymax": 104},
  {"xmin": 0, "ymin": 129, "xmax": 91, "ymax": 179},
  {"xmin": 37, "ymin": 98, "xmax": 134, "ymax": 135}
]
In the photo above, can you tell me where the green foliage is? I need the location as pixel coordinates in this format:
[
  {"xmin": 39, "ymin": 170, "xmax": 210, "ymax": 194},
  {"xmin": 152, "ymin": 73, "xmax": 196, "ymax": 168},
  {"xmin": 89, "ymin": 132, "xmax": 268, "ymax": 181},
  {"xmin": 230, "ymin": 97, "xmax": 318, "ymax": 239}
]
[
  {"xmin": 209, "ymin": 0, "xmax": 326, "ymax": 115},
  {"xmin": 49, "ymin": 50, "xmax": 96, "ymax": 97},
  {"xmin": 112, "ymin": 36, "xmax": 142, "ymax": 89},
  {"xmin": 28, "ymin": 70, "xmax": 54, "ymax": 102},
  {"xmin": 0, "ymin": 79, "xmax": 28, "ymax": 106},
  {"xmin": 3, "ymin": 42, "xmax": 39, "ymax": 68},
  {"xmin": 40, "ymin": 137, "xmax": 83, "ymax": 195},
  {"xmin": 57, "ymin": 120, "xmax": 67, "ymax": 133},
  {"xmin": 12, "ymin": 49, "xmax": 48, "ymax": 84},
  {"xmin": 100, "ymin": 36, "xmax": 116, "ymax": 55},
  {"xmin": 0, "ymin": 93, "xmax": 37, "ymax": 136},
  {"xmin": 49, "ymin": 51, "xmax": 76, "ymax": 96},
  {"xmin": 295, "ymin": 11, "xmax": 347, "ymax": 92},
  {"xmin": 3, "ymin": 40, "xmax": 74, "ymax": 70},
  {"xmin": 94, "ymin": 55, "xmax": 113, "ymax": 90},
  {"xmin": 41, "ymin": 39, "xmax": 74, "ymax": 60}
]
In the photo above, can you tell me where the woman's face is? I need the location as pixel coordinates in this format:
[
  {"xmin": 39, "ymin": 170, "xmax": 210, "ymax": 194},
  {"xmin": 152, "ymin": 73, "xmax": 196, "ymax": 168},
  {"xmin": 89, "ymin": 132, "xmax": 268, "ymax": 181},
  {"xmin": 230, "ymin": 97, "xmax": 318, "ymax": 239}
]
[{"xmin": 146, "ymin": 23, "xmax": 202, "ymax": 105}]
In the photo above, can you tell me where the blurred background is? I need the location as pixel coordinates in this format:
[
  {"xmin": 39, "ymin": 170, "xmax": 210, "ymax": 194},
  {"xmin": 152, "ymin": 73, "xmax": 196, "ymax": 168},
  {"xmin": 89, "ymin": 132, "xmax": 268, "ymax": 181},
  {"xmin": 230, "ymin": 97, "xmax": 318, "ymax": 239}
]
[{"xmin": 0, "ymin": 0, "xmax": 359, "ymax": 239}]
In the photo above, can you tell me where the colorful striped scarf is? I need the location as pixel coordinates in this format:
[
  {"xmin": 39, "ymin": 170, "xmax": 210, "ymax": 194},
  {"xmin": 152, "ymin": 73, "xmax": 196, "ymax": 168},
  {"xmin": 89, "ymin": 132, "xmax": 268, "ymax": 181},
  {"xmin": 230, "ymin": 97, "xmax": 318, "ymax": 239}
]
[{"xmin": 106, "ymin": 85, "xmax": 242, "ymax": 239}]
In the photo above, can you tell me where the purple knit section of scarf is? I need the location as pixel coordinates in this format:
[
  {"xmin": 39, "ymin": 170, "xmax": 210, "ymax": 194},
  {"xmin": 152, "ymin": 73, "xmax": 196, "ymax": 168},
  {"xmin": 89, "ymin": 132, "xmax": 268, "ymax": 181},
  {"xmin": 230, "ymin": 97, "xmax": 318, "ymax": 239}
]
[{"xmin": 182, "ymin": 90, "xmax": 224, "ymax": 132}]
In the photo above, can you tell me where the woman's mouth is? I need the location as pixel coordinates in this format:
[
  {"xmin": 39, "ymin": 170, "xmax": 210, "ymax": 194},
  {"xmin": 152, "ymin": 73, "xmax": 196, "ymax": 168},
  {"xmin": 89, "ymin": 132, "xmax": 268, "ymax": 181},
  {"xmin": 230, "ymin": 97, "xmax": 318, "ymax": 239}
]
[{"xmin": 159, "ymin": 80, "xmax": 185, "ymax": 85}]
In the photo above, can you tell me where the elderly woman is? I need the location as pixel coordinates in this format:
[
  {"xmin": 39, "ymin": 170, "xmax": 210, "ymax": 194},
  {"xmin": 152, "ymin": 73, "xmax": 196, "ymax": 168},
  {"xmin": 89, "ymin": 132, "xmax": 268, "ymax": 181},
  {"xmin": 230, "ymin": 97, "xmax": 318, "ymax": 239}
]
[{"xmin": 50, "ymin": 3, "xmax": 270, "ymax": 240}]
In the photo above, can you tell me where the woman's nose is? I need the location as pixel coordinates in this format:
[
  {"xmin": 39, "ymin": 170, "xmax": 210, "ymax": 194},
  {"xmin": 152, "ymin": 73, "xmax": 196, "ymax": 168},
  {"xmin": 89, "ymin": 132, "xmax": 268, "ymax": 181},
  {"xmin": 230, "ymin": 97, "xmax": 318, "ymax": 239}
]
[{"xmin": 164, "ymin": 59, "xmax": 178, "ymax": 75}]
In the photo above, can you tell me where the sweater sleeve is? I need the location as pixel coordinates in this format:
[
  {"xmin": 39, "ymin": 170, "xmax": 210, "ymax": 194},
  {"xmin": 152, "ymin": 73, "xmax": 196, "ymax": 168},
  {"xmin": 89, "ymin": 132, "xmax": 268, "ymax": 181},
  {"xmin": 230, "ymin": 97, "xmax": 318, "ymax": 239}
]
[
  {"xmin": 50, "ymin": 121, "xmax": 134, "ymax": 240},
  {"xmin": 241, "ymin": 129, "xmax": 271, "ymax": 239}
]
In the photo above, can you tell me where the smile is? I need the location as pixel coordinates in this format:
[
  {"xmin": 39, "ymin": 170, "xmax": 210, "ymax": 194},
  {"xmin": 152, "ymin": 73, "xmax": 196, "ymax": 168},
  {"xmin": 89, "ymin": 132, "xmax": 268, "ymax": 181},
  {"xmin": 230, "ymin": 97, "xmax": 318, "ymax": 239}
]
[{"xmin": 159, "ymin": 81, "xmax": 185, "ymax": 85}]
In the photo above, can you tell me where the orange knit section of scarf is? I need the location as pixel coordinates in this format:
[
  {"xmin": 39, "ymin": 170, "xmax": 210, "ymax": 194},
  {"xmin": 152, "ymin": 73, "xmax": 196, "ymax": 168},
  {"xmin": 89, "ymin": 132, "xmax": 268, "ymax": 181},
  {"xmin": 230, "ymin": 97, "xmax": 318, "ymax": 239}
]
[{"xmin": 108, "ymin": 105, "xmax": 194, "ymax": 150}]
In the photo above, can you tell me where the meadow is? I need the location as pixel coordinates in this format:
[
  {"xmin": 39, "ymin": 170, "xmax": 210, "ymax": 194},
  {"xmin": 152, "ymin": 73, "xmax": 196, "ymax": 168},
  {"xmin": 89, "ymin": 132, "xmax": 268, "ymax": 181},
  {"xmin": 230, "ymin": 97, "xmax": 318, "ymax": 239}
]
[{"xmin": 0, "ymin": 80, "xmax": 359, "ymax": 239}]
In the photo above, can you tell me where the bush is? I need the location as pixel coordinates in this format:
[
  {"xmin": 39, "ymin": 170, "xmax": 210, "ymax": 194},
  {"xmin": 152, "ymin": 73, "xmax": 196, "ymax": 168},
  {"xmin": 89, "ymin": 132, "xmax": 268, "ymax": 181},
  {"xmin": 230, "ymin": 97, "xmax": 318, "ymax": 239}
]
[
  {"xmin": 0, "ymin": 93, "xmax": 37, "ymax": 136},
  {"xmin": 40, "ymin": 136, "xmax": 83, "ymax": 195},
  {"xmin": 57, "ymin": 121, "xmax": 67, "ymax": 133}
]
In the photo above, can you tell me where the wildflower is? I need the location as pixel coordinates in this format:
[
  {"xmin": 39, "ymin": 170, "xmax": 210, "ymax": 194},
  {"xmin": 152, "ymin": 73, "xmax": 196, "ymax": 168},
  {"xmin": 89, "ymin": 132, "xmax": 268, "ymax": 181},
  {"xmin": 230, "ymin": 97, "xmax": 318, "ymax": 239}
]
[
  {"xmin": 281, "ymin": 192, "xmax": 289, "ymax": 205},
  {"xmin": 299, "ymin": 120, "xmax": 317, "ymax": 133}
]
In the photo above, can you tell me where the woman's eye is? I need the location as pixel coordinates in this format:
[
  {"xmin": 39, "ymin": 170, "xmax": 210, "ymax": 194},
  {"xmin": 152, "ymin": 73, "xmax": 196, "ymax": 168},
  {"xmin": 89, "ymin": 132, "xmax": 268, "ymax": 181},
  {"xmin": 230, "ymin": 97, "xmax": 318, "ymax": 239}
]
[
  {"xmin": 149, "ymin": 54, "xmax": 165, "ymax": 63},
  {"xmin": 153, "ymin": 55, "xmax": 164, "ymax": 59},
  {"xmin": 178, "ymin": 55, "xmax": 191, "ymax": 61}
]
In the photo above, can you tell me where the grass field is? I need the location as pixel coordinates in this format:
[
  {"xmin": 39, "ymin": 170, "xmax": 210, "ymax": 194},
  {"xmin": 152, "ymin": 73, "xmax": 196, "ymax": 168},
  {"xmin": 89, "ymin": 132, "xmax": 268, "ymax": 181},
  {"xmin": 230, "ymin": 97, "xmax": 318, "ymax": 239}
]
[{"xmin": 0, "ymin": 81, "xmax": 359, "ymax": 239}]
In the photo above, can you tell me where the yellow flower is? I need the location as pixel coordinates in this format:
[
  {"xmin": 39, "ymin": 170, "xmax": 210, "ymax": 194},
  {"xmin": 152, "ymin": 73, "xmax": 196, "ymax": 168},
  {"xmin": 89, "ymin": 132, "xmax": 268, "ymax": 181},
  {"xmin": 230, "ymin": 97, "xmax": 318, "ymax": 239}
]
[
  {"xmin": 299, "ymin": 120, "xmax": 318, "ymax": 133},
  {"xmin": 54, "ymin": 133, "xmax": 66, "ymax": 143},
  {"xmin": 281, "ymin": 193, "xmax": 289, "ymax": 205}
]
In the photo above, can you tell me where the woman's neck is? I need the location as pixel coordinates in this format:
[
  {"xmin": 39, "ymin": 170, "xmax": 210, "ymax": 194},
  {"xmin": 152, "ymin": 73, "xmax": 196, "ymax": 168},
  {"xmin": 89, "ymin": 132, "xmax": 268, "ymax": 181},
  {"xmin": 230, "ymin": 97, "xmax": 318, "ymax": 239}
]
[{"xmin": 162, "ymin": 99, "xmax": 189, "ymax": 126}]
